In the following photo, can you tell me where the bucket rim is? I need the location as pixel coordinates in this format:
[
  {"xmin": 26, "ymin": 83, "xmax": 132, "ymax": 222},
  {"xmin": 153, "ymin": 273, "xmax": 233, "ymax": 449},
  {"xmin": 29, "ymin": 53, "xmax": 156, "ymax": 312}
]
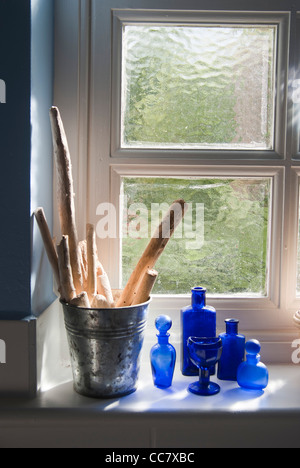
[{"xmin": 60, "ymin": 297, "xmax": 152, "ymax": 312}]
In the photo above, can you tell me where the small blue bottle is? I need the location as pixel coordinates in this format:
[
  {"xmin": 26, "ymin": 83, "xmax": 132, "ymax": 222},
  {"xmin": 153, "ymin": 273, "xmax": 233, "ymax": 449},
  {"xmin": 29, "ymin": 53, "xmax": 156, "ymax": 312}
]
[
  {"xmin": 151, "ymin": 315, "xmax": 176, "ymax": 388},
  {"xmin": 237, "ymin": 340, "xmax": 269, "ymax": 391},
  {"xmin": 218, "ymin": 319, "xmax": 245, "ymax": 381},
  {"xmin": 181, "ymin": 287, "xmax": 216, "ymax": 376}
]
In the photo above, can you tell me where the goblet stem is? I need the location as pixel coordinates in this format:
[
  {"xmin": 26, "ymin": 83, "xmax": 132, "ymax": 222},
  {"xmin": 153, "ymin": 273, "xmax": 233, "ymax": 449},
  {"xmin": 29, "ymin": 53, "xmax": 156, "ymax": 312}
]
[{"xmin": 200, "ymin": 367, "xmax": 210, "ymax": 388}]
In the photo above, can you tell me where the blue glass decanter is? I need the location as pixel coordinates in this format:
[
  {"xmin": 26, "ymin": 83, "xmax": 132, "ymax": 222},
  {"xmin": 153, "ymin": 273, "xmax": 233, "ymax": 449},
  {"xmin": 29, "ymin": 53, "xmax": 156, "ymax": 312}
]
[
  {"xmin": 237, "ymin": 340, "xmax": 269, "ymax": 391},
  {"xmin": 150, "ymin": 315, "xmax": 176, "ymax": 389},
  {"xmin": 181, "ymin": 287, "xmax": 216, "ymax": 376},
  {"xmin": 217, "ymin": 319, "xmax": 245, "ymax": 381}
]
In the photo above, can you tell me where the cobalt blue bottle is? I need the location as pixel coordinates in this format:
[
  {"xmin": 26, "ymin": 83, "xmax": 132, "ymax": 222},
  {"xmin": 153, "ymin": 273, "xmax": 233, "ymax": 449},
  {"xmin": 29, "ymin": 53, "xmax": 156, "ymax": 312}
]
[
  {"xmin": 237, "ymin": 340, "xmax": 269, "ymax": 391},
  {"xmin": 218, "ymin": 319, "xmax": 245, "ymax": 381},
  {"xmin": 151, "ymin": 315, "xmax": 176, "ymax": 388},
  {"xmin": 181, "ymin": 287, "xmax": 216, "ymax": 376}
]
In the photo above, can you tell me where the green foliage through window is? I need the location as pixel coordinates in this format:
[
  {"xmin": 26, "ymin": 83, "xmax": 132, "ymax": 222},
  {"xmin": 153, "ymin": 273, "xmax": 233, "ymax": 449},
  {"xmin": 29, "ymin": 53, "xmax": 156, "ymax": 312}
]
[
  {"xmin": 122, "ymin": 177, "xmax": 271, "ymax": 296},
  {"xmin": 121, "ymin": 25, "xmax": 276, "ymax": 150}
]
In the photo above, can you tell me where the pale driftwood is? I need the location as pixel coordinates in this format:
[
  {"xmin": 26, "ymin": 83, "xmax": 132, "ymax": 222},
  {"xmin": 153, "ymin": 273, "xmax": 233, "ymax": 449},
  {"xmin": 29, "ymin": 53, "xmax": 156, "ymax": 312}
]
[
  {"xmin": 70, "ymin": 291, "xmax": 91, "ymax": 308},
  {"xmin": 97, "ymin": 263, "xmax": 114, "ymax": 307},
  {"xmin": 116, "ymin": 200, "xmax": 187, "ymax": 307},
  {"xmin": 49, "ymin": 106, "xmax": 83, "ymax": 294},
  {"xmin": 34, "ymin": 207, "xmax": 60, "ymax": 289},
  {"xmin": 131, "ymin": 269, "xmax": 158, "ymax": 306},
  {"xmin": 78, "ymin": 240, "xmax": 88, "ymax": 291},
  {"xmin": 86, "ymin": 224, "xmax": 97, "ymax": 300},
  {"xmin": 57, "ymin": 236, "xmax": 76, "ymax": 303},
  {"xmin": 91, "ymin": 294, "xmax": 110, "ymax": 309}
]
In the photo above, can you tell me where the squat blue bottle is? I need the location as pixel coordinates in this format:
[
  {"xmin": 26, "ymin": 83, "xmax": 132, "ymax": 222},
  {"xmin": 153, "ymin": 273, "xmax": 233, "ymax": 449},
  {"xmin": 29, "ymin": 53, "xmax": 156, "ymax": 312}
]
[
  {"xmin": 181, "ymin": 287, "xmax": 216, "ymax": 376},
  {"xmin": 218, "ymin": 319, "xmax": 245, "ymax": 381},
  {"xmin": 151, "ymin": 315, "xmax": 176, "ymax": 388},
  {"xmin": 237, "ymin": 340, "xmax": 269, "ymax": 391}
]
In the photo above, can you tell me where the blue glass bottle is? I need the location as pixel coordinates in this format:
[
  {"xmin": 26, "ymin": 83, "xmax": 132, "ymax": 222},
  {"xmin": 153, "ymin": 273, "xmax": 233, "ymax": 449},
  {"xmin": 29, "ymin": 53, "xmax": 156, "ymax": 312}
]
[
  {"xmin": 181, "ymin": 287, "xmax": 216, "ymax": 376},
  {"xmin": 237, "ymin": 340, "xmax": 269, "ymax": 391},
  {"xmin": 151, "ymin": 315, "xmax": 176, "ymax": 389},
  {"xmin": 218, "ymin": 319, "xmax": 245, "ymax": 381}
]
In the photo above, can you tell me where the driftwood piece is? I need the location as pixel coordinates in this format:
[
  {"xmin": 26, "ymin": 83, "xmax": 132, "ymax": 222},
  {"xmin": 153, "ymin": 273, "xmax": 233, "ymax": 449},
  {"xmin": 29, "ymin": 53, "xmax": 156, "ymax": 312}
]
[
  {"xmin": 132, "ymin": 269, "xmax": 158, "ymax": 306},
  {"xmin": 57, "ymin": 235, "xmax": 76, "ymax": 303},
  {"xmin": 34, "ymin": 207, "xmax": 60, "ymax": 290},
  {"xmin": 70, "ymin": 291, "xmax": 91, "ymax": 308},
  {"xmin": 116, "ymin": 200, "xmax": 187, "ymax": 307},
  {"xmin": 86, "ymin": 224, "xmax": 98, "ymax": 300},
  {"xmin": 91, "ymin": 294, "xmax": 110, "ymax": 309},
  {"xmin": 49, "ymin": 106, "xmax": 83, "ymax": 294},
  {"xmin": 97, "ymin": 263, "xmax": 114, "ymax": 307},
  {"xmin": 78, "ymin": 240, "xmax": 88, "ymax": 291}
]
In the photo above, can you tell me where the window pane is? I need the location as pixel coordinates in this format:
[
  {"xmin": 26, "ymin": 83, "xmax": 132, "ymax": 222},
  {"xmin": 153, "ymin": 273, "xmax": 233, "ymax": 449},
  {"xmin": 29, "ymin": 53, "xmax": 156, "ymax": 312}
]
[
  {"xmin": 121, "ymin": 177, "xmax": 272, "ymax": 296},
  {"xmin": 121, "ymin": 25, "xmax": 277, "ymax": 150}
]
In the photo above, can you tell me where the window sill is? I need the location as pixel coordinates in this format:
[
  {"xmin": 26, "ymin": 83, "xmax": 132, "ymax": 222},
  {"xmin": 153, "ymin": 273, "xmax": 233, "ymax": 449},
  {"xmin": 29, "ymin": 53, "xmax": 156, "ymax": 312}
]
[{"xmin": 0, "ymin": 364, "xmax": 299, "ymax": 447}]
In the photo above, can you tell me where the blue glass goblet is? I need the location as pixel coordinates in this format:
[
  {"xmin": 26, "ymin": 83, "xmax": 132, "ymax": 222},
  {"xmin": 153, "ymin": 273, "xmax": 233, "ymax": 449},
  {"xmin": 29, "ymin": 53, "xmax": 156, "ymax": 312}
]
[{"xmin": 187, "ymin": 337, "xmax": 223, "ymax": 396}]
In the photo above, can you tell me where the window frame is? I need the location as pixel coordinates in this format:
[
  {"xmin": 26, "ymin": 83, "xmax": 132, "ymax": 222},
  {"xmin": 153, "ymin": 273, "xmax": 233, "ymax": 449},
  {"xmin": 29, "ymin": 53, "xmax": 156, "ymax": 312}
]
[{"xmin": 53, "ymin": 0, "xmax": 300, "ymax": 336}]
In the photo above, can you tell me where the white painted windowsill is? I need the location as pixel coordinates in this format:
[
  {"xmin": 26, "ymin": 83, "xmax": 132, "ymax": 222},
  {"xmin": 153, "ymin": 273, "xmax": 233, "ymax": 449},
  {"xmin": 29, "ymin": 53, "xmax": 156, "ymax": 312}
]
[
  {"xmin": 28, "ymin": 363, "xmax": 300, "ymax": 413},
  {"xmin": 0, "ymin": 363, "xmax": 299, "ymax": 448}
]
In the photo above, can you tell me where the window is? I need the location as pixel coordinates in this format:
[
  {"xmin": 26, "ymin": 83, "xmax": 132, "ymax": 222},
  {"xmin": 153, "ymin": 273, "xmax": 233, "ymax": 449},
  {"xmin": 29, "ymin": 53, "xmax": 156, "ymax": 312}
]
[{"xmin": 54, "ymin": 1, "xmax": 300, "ymax": 336}]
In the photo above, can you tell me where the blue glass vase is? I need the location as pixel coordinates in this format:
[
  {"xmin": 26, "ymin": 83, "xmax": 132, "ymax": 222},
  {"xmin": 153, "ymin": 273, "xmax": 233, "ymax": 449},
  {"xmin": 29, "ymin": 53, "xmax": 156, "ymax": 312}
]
[
  {"xmin": 217, "ymin": 319, "xmax": 245, "ymax": 381},
  {"xmin": 150, "ymin": 315, "xmax": 176, "ymax": 389},
  {"xmin": 237, "ymin": 340, "xmax": 269, "ymax": 391},
  {"xmin": 181, "ymin": 287, "xmax": 216, "ymax": 376}
]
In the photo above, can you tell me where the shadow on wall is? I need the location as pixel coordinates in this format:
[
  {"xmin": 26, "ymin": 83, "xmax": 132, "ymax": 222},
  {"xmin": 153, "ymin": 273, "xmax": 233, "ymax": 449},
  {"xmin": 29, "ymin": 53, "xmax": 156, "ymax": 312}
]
[{"xmin": 31, "ymin": 0, "xmax": 55, "ymax": 316}]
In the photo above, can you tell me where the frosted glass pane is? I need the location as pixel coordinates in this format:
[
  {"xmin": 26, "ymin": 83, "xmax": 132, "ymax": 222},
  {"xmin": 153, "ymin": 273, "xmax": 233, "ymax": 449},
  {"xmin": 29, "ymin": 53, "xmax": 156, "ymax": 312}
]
[
  {"xmin": 122, "ymin": 177, "xmax": 271, "ymax": 296},
  {"xmin": 121, "ymin": 25, "xmax": 277, "ymax": 150}
]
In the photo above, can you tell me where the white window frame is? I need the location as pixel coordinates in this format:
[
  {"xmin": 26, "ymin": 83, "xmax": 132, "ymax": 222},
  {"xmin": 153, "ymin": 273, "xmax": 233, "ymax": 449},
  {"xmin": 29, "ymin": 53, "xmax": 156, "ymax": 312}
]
[{"xmin": 53, "ymin": 0, "xmax": 300, "ymax": 339}]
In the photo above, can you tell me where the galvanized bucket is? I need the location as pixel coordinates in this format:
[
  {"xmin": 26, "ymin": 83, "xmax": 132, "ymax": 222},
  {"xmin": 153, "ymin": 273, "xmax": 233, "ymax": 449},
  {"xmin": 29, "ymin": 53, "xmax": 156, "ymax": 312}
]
[{"xmin": 61, "ymin": 299, "xmax": 150, "ymax": 398}]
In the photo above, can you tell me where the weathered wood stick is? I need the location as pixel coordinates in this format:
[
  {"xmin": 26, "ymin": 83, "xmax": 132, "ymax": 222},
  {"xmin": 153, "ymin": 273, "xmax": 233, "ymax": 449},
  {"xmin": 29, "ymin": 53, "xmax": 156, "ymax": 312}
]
[
  {"xmin": 78, "ymin": 240, "xmax": 88, "ymax": 291},
  {"xmin": 86, "ymin": 224, "xmax": 98, "ymax": 300},
  {"xmin": 97, "ymin": 262, "xmax": 114, "ymax": 307},
  {"xmin": 49, "ymin": 106, "xmax": 83, "ymax": 294},
  {"xmin": 34, "ymin": 207, "xmax": 60, "ymax": 289},
  {"xmin": 57, "ymin": 235, "xmax": 76, "ymax": 303},
  {"xmin": 70, "ymin": 291, "xmax": 91, "ymax": 308},
  {"xmin": 116, "ymin": 199, "xmax": 187, "ymax": 307},
  {"xmin": 132, "ymin": 269, "xmax": 158, "ymax": 306},
  {"xmin": 91, "ymin": 294, "xmax": 110, "ymax": 309}
]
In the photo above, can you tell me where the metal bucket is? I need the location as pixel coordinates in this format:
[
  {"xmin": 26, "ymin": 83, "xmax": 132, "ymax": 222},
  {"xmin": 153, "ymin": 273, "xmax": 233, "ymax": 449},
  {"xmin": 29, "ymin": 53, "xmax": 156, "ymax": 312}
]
[{"xmin": 61, "ymin": 299, "xmax": 150, "ymax": 398}]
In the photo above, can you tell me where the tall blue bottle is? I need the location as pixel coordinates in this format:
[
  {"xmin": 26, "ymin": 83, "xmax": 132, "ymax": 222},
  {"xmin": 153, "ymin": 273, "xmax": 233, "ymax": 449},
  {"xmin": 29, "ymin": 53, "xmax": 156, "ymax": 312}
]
[
  {"xmin": 181, "ymin": 287, "xmax": 216, "ymax": 376},
  {"xmin": 151, "ymin": 315, "xmax": 176, "ymax": 388},
  {"xmin": 218, "ymin": 319, "xmax": 245, "ymax": 381}
]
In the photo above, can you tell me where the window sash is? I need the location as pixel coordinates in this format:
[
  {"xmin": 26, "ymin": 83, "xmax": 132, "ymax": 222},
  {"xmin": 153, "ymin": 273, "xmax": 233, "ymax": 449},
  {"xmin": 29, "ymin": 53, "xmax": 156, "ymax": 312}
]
[{"xmin": 111, "ymin": 9, "xmax": 290, "ymax": 160}]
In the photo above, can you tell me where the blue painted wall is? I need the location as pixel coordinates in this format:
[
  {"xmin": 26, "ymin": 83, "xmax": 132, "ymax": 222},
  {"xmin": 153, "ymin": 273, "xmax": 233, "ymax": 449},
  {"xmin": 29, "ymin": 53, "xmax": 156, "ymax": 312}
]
[
  {"xmin": 0, "ymin": 0, "xmax": 54, "ymax": 319},
  {"xmin": 0, "ymin": 0, "xmax": 32, "ymax": 319}
]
